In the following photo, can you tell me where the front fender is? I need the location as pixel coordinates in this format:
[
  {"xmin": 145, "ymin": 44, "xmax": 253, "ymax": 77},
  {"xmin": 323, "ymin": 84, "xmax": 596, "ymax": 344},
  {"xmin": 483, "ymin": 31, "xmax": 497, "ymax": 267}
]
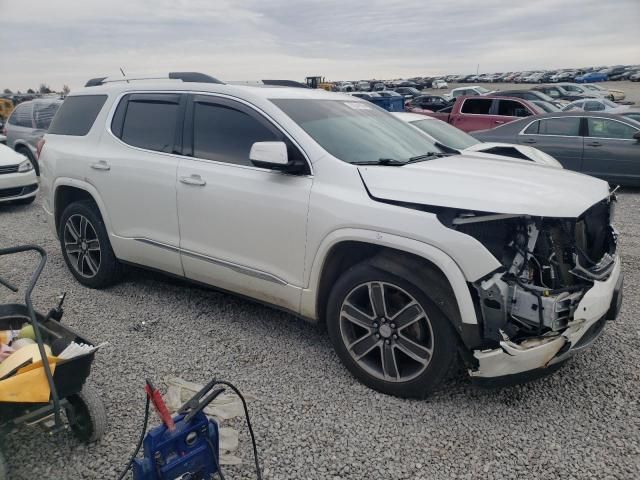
[{"xmin": 300, "ymin": 228, "xmax": 478, "ymax": 325}]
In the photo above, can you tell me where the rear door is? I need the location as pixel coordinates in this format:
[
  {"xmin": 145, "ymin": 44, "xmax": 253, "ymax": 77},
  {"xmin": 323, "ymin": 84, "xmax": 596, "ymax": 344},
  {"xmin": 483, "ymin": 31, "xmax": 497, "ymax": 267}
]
[
  {"xmin": 492, "ymin": 99, "xmax": 534, "ymax": 128},
  {"xmin": 454, "ymin": 97, "xmax": 495, "ymax": 132},
  {"xmin": 91, "ymin": 92, "xmax": 184, "ymax": 275},
  {"xmin": 516, "ymin": 116, "xmax": 584, "ymax": 172},
  {"xmin": 582, "ymin": 116, "xmax": 640, "ymax": 185}
]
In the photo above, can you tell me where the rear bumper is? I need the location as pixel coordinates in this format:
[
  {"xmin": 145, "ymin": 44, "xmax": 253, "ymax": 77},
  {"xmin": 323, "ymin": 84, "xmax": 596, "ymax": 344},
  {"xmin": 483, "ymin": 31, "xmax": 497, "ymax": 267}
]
[{"xmin": 469, "ymin": 256, "xmax": 623, "ymax": 381}]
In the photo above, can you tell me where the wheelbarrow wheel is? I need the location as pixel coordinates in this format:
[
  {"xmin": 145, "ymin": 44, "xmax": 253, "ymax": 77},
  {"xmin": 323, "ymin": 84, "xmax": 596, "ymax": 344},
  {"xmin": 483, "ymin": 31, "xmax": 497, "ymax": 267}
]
[
  {"xmin": 65, "ymin": 383, "xmax": 106, "ymax": 443},
  {"xmin": 0, "ymin": 449, "xmax": 6, "ymax": 480}
]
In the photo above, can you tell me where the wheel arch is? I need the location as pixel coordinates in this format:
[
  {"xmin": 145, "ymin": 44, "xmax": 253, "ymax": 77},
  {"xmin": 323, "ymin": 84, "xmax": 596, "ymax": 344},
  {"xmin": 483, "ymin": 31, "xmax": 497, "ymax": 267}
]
[
  {"xmin": 302, "ymin": 229, "xmax": 480, "ymax": 340},
  {"xmin": 53, "ymin": 179, "xmax": 112, "ymax": 237}
]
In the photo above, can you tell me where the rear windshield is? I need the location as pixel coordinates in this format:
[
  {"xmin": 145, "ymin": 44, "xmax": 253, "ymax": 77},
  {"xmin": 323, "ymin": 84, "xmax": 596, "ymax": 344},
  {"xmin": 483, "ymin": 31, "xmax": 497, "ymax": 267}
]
[{"xmin": 48, "ymin": 95, "xmax": 107, "ymax": 136}]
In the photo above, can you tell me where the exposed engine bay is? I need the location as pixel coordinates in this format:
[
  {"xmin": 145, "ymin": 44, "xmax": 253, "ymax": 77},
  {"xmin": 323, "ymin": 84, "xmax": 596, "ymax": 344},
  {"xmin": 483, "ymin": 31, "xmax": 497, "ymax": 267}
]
[{"xmin": 453, "ymin": 195, "xmax": 618, "ymax": 348}]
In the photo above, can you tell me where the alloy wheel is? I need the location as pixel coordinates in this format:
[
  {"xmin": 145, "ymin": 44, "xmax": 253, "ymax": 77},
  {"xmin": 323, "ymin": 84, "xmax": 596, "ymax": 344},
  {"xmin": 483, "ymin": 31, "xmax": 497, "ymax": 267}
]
[
  {"xmin": 63, "ymin": 214, "xmax": 101, "ymax": 278},
  {"xmin": 339, "ymin": 281, "xmax": 434, "ymax": 382}
]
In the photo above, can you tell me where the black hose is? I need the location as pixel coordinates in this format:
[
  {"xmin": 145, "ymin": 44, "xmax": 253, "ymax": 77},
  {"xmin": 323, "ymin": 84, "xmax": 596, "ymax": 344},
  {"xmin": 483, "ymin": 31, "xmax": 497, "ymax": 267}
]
[
  {"xmin": 116, "ymin": 395, "xmax": 150, "ymax": 480},
  {"xmin": 211, "ymin": 380, "xmax": 263, "ymax": 480}
]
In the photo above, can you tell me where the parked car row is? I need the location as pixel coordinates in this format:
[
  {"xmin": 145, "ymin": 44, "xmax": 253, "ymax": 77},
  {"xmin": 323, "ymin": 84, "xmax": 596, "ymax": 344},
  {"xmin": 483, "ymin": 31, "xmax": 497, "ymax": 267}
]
[{"xmin": 443, "ymin": 64, "xmax": 640, "ymax": 84}]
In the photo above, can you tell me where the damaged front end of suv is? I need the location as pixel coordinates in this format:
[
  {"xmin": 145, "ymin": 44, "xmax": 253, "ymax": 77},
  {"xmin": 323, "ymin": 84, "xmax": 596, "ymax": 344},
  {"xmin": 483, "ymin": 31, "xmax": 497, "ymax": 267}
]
[{"xmin": 452, "ymin": 195, "xmax": 623, "ymax": 383}]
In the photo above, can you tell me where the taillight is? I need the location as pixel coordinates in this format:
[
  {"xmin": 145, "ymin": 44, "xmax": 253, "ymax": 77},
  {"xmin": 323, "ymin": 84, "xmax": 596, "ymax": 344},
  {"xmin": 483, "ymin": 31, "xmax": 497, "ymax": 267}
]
[{"xmin": 36, "ymin": 138, "xmax": 45, "ymax": 159}]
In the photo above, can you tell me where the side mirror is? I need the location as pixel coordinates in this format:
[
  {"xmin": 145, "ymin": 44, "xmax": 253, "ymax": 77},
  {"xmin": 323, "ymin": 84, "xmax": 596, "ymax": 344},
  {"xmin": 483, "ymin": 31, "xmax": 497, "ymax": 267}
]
[
  {"xmin": 634, "ymin": 131, "xmax": 640, "ymax": 142},
  {"xmin": 250, "ymin": 141, "xmax": 289, "ymax": 170}
]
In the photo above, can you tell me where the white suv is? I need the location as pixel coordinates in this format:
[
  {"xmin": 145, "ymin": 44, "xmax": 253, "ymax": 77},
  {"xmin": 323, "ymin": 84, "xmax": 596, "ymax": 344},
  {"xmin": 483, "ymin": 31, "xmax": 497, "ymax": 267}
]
[{"xmin": 40, "ymin": 72, "xmax": 623, "ymax": 397}]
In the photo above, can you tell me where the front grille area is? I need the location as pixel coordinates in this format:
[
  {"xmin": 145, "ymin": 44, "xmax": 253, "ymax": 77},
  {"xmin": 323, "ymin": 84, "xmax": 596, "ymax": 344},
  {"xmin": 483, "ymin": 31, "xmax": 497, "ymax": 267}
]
[
  {"xmin": 0, "ymin": 165, "xmax": 19, "ymax": 175},
  {"xmin": 0, "ymin": 184, "xmax": 37, "ymax": 199}
]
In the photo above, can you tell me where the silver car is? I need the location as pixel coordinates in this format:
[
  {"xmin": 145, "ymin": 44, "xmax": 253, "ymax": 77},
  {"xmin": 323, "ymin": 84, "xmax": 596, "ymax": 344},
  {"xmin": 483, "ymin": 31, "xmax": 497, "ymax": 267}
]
[{"xmin": 5, "ymin": 98, "xmax": 62, "ymax": 174}]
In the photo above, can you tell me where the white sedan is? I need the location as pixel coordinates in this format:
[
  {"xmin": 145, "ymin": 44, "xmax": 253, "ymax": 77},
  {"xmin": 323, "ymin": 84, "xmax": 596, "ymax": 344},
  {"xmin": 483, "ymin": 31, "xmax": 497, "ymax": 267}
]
[
  {"xmin": 393, "ymin": 112, "xmax": 563, "ymax": 168},
  {"xmin": 562, "ymin": 98, "xmax": 629, "ymax": 113},
  {"xmin": 0, "ymin": 144, "xmax": 38, "ymax": 205}
]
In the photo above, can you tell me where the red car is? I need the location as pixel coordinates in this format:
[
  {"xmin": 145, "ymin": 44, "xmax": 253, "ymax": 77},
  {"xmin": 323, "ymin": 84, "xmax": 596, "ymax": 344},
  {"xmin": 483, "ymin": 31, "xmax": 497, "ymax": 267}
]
[{"xmin": 422, "ymin": 95, "xmax": 544, "ymax": 132}]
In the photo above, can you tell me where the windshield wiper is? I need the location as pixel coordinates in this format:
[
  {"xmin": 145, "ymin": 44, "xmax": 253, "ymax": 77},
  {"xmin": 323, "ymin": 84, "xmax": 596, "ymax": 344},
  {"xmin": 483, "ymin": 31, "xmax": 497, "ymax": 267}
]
[
  {"xmin": 407, "ymin": 152, "xmax": 454, "ymax": 163},
  {"xmin": 353, "ymin": 158, "xmax": 407, "ymax": 166}
]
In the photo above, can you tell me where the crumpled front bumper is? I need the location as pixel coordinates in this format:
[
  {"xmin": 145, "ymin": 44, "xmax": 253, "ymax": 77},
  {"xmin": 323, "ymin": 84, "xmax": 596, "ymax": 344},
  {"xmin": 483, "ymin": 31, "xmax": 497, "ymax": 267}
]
[{"xmin": 469, "ymin": 256, "xmax": 623, "ymax": 382}]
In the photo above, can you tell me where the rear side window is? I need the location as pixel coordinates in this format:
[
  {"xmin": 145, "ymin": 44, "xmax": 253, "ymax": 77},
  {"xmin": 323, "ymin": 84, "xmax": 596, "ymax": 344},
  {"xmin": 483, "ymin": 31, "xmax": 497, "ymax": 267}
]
[
  {"xmin": 8, "ymin": 103, "xmax": 33, "ymax": 128},
  {"xmin": 34, "ymin": 102, "xmax": 60, "ymax": 129},
  {"xmin": 461, "ymin": 98, "xmax": 492, "ymax": 115},
  {"xmin": 114, "ymin": 94, "xmax": 181, "ymax": 153},
  {"xmin": 538, "ymin": 117, "xmax": 581, "ymax": 136},
  {"xmin": 193, "ymin": 101, "xmax": 278, "ymax": 166},
  {"xmin": 523, "ymin": 121, "xmax": 539, "ymax": 134},
  {"xmin": 49, "ymin": 95, "xmax": 107, "ymax": 136},
  {"xmin": 497, "ymin": 100, "xmax": 531, "ymax": 117}
]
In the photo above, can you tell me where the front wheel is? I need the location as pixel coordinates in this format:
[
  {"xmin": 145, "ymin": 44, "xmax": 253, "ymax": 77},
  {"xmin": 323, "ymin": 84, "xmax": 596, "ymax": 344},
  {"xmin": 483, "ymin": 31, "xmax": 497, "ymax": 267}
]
[
  {"xmin": 327, "ymin": 261, "xmax": 458, "ymax": 398},
  {"xmin": 59, "ymin": 201, "xmax": 122, "ymax": 288},
  {"xmin": 65, "ymin": 383, "xmax": 107, "ymax": 443}
]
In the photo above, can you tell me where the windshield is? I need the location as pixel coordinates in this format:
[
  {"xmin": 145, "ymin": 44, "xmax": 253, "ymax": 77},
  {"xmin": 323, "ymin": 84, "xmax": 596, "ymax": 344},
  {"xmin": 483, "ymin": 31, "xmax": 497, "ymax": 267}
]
[
  {"xmin": 410, "ymin": 119, "xmax": 479, "ymax": 150},
  {"xmin": 602, "ymin": 99, "xmax": 618, "ymax": 108},
  {"xmin": 272, "ymin": 99, "xmax": 441, "ymax": 164}
]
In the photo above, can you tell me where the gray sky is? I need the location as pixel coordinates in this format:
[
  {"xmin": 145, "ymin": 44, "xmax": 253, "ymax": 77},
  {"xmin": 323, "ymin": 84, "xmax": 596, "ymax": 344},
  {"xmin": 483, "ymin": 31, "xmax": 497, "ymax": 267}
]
[{"xmin": 1, "ymin": 0, "xmax": 639, "ymax": 91}]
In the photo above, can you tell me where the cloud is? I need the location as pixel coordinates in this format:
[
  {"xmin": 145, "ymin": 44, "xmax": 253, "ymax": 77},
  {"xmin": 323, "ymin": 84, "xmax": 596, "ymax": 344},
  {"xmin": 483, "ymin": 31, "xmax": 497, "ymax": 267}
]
[{"xmin": 0, "ymin": 0, "xmax": 638, "ymax": 90}]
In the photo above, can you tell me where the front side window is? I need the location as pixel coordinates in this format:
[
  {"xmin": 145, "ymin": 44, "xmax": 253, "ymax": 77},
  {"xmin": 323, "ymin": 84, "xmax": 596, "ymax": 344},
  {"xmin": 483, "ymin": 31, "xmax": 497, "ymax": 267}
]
[
  {"xmin": 587, "ymin": 118, "xmax": 637, "ymax": 140},
  {"xmin": 193, "ymin": 101, "xmax": 278, "ymax": 166},
  {"xmin": 538, "ymin": 117, "xmax": 581, "ymax": 136},
  {"xmin": 460, "ymin": 98, "xmax": 492, "ymax": 115},
  {"xmin": 272, "ymin": 99, "xmax": 441, "ymax": 164},
  {"xmin": 118, "ymin": 94, "xmax": 180, "ymax": 152}
]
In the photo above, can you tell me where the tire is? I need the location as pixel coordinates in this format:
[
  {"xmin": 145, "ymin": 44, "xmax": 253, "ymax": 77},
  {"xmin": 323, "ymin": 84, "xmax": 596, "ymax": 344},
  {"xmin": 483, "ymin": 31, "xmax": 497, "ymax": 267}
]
[
  {"xmin": 59, "ymin": 200, "xmax": 122, "ymax": 288},
  {"xmin": 65, "ymin": 383, "xmax": 107, "ymax": 443},
  {"xmin": 327, "ymin": 260, "xmax": 459, "ymax": 398},
  {"xmin": 15, "ymin": 145, "xmax": 39, "ymax": 176}
]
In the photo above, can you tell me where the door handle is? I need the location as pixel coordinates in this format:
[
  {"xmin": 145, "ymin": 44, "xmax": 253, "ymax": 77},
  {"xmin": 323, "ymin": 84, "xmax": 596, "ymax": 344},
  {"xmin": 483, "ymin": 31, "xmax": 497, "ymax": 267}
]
[
  {"xmin": 180, "ymin": 174, "xmax": 206, "ymax": 186},
  {"xmin": 587, "ymin": 141, "xmax": 603, "ymax": 147},
  {"xmin": 494, "ymin": 120, "xmax": 505, "ymax": 124},
  {"xmin": 522, "ymin": 138, "xmax": 537, "ymax": 144},
  {"xmin": 90, "ymin": 161, "xmax": 110, "ymax": 171}
]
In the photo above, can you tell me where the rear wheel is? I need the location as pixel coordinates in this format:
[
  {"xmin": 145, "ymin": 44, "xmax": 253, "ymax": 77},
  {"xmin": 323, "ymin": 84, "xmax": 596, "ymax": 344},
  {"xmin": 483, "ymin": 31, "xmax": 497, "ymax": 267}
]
[
  {"xmin": 65, "ymin": 383, "xmax": 107, "ymax": 443},
  {"xmin": 59, "ymin": 201, "xmax": 122, "ymax": 288},
  {"xmin": 327, "ymin": 261, "xmax": 458, "ymax": 398}
]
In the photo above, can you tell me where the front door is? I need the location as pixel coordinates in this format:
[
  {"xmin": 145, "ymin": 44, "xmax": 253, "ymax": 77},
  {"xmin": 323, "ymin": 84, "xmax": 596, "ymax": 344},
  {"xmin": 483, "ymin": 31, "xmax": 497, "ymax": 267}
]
[
  {"xmin": 517, "ymin": 116, "xmax": 584, "ymax": 172},
  {"xmin": 582, "ymin": 116, "xmax": 640, "ymax": 185},
  {"xmin": 176, "ymin": 95, "xmax": 313, "ymax": 312}
]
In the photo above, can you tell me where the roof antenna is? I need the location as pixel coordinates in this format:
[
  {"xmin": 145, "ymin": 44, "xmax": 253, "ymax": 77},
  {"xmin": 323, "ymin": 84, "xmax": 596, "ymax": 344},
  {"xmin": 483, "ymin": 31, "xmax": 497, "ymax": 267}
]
[{"xmin": 120, "ymin": 67, "xmax": 129, "ymax": 83}]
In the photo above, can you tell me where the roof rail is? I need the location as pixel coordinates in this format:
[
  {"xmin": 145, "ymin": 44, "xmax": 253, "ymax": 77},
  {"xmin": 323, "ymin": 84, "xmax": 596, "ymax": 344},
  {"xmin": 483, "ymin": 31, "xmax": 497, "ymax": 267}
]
[{"xmin": 84, "ymin": 72, "xmax": 224, "ymax": 87}]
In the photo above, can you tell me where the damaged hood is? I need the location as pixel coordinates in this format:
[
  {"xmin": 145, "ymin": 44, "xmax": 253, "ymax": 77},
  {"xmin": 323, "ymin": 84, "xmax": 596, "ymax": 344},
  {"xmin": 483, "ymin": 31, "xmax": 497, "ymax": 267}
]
[{"xmin": 359, "ymin": 155, "xmax": 609, "ymax": 218}]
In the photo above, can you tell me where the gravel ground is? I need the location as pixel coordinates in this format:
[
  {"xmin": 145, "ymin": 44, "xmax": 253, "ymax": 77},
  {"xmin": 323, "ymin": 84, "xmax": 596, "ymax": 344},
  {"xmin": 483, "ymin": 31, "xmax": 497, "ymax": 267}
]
[{"xmin": 1, "ymin": 192, "xmax": 639, "ymax": 480}]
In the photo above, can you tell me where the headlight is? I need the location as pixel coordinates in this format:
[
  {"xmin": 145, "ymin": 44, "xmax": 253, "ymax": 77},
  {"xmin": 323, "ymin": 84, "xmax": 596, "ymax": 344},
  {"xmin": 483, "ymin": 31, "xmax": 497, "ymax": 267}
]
[{"xmin": 17, "ymin": 159, "xmax": 33, "ymax": 173}]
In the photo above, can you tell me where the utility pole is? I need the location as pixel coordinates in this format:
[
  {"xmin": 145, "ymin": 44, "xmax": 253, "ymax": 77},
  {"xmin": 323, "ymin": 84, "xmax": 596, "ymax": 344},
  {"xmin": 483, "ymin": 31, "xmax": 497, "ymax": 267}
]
[{"xmin": 476, "ymin": 64, "xmax": 479, "ymax": 75}]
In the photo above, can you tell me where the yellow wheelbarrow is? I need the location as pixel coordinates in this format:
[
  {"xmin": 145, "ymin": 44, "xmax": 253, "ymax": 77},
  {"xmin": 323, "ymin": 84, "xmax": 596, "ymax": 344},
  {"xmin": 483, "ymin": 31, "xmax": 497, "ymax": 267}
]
[{"xmin": 0, "ymin": 245, "xmax": 105, "ymax": 479}]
